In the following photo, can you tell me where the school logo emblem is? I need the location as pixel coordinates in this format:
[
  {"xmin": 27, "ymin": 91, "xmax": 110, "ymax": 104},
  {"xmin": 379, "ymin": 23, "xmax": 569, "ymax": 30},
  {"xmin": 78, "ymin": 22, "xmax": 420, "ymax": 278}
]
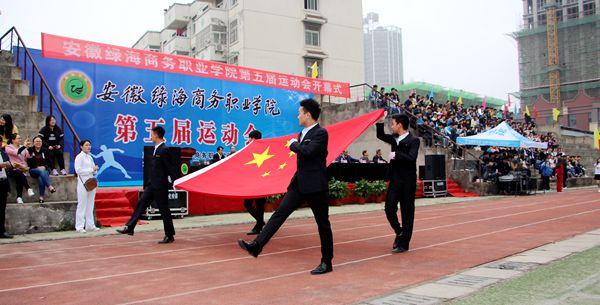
[{"xmin": 59, "ymin": 71, "xmax": 92, "ymax": 105}]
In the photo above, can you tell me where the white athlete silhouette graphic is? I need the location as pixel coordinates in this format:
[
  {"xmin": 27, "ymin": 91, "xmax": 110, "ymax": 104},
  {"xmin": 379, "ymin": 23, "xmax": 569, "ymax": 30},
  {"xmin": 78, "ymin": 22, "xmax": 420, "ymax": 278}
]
[{"xmin": 92, "ymin": 145, "xmax": 132, "ymax": 179}]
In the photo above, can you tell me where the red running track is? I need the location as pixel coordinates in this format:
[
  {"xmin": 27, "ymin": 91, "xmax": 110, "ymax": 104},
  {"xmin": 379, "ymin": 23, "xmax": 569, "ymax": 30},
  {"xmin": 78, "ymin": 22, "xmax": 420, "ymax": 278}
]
[{"xmin": 0, "ymin": 189, "xmax": 599, "ymax": 304}]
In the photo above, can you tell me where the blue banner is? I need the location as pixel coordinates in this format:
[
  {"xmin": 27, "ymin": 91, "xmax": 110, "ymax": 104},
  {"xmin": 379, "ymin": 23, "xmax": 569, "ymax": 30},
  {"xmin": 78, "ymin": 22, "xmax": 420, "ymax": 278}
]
[{"xmin": 25, "ymin": 48, "xmax": 312, "ymax": 186}]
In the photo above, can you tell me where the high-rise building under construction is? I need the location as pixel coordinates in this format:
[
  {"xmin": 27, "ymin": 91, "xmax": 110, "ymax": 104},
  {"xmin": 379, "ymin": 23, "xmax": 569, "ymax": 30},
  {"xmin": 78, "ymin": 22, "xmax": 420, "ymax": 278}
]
[{"xmin": 515, "ymin": 0, "xmax": 599, "ymax": 130}]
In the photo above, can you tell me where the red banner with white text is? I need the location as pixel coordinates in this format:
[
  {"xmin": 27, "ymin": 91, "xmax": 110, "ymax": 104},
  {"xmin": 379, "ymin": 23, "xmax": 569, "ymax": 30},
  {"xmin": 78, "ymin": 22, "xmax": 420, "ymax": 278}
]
[{"xmin": 41, "ymin": 33, "xmax": 350, "ymax": 98}]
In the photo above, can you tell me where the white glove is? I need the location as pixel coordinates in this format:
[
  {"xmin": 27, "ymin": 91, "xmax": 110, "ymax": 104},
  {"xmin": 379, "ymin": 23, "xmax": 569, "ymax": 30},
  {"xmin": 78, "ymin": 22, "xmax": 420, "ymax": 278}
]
[
  {"xmin": 287, "ymin": 138, "xmax": 298, "ymax": 147},
  {"xmin": 389, "ymin": 152, "xmax": 396, "ymax": 160}
]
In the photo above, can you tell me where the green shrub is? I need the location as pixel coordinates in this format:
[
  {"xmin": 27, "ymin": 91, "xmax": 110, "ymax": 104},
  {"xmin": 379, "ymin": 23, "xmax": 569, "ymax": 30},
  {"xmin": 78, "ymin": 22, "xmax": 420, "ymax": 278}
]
[
  {"xmin": 328, "ymin": 178, "xmax": 349, "ymax": 199},
  {"xmin": 353, "ymin": 179, "xmax": 372, "ymax": 198},
  {"xmin": 266, "ymin": 193, "xmax": 284, "ymax": 203},
  {"xmin": 370, "ymin": 180, "xmax": 388, "ymax": 196}
]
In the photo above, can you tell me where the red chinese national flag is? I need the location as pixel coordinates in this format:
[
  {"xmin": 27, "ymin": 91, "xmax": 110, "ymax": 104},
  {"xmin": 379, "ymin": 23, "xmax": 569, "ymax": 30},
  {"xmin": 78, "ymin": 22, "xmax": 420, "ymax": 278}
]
[{"xmin": 174, "ymin": 109, "xmax": 385, "ymax": 198}]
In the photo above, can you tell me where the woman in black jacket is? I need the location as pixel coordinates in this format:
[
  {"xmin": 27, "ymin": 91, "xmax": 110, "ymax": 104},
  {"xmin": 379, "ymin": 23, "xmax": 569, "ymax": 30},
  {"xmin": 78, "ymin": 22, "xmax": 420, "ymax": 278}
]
[
  {"xmin": 27, "ymin": 136, "xmax": 56, "ymax": 203},
  {"xmin": 38, "ymin": 115, "xmax": 66, "ymax": 175}
]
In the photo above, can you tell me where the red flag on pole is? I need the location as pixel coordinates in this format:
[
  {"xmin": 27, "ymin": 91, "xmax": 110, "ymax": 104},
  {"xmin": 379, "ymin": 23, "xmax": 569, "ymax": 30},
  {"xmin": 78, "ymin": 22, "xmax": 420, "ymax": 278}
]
[
  {"xmin": 533, "ymin": 105, "xmax": 539, "ymax": 120},
  {"xmin": 482, "ymin": 96, "xmax": 487, "ymax": 109},
  {"xmin": 507, "ymin": 95, "xmax": 511, "ymax": 107},
  {"xmin": 175, "ymin": 109, "xmax": 385, "ymax": 198}
]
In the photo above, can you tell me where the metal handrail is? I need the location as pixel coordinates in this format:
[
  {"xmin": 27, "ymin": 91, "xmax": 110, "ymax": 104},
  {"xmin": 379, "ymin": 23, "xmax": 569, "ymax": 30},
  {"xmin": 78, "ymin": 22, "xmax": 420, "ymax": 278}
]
[{"xmin": 0, "ymin": 27, "xmax": 81, "ymax": 169}]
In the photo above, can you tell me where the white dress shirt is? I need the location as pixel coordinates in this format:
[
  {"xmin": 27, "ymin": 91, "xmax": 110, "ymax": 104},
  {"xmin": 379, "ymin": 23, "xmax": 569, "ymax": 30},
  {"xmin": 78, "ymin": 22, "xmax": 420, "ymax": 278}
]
[
  {"xmin": 300, "ymin": 123, "xmax": 318, "ymax": 142},
  {"xmin": 395, "ymin": 131, "xmax": 410, "ymax": 145},
  {"xmin": 153, "ymin": 141, "xmax": 165, "ymax": 156}
]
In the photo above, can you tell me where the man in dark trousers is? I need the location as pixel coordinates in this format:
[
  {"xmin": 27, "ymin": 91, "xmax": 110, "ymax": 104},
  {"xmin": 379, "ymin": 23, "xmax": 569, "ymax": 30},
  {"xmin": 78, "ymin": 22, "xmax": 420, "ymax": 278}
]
[
  {"xmin": 238, "ymin": 98, "xmax": 334, "ymax": 275},
  {"xmin": 243, "ymin": 129, "xmax": 267, "ymax": 235},
  {"xmin": 0, "ymin": 149, "xmax": 13, "ymax": 238},
  {"xmin": 376, "ymin": 114, "xmax": 420, "ymax": 253},
  {"xmin": 117, "ymin": 126, "xmax": 180, "ymax": 244}
]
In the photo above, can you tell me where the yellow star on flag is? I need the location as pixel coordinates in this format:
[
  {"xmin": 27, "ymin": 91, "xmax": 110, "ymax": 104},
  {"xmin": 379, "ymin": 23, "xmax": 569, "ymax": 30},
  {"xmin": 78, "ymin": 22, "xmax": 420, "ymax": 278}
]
[
  {"xmin": 245, "ymin": 146, "xmax": 275, "ymax": 168},
  {"xmin": 288, "ymin": 151, "xmax": 296, "ymax": 157},
  {"xmin": 278, "ymin": 162, "xmax": 287, "ymax": 170},
  {"xmin": 261, "ymin": 171, "xmax": 271, "ymax": 177}
]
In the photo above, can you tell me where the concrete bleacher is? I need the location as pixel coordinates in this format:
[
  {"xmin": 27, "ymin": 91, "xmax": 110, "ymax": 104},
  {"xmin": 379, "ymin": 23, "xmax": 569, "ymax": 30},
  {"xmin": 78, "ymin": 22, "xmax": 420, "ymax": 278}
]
[{"xmin": 1, "ymin": 51, "xmax": 78, "ymax": 234}]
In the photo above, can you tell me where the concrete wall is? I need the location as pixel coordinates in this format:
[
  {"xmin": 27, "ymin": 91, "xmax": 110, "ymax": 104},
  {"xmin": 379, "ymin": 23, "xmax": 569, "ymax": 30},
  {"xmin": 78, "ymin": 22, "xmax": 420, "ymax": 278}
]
[{"xmin": 6, "ymin": 202, "xmax": 78, "ymax": 234}]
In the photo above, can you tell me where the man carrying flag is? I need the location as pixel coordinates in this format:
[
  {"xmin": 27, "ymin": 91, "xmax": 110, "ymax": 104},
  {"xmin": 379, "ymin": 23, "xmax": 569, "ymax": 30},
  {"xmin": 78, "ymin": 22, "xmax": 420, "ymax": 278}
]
[
  {"xmin": 376, "ymin": 114, "xmax": 420, "ymax": 253},
  {"xmin": 238, "ymin": 98, "xmax": 334, "ymax": 275}
]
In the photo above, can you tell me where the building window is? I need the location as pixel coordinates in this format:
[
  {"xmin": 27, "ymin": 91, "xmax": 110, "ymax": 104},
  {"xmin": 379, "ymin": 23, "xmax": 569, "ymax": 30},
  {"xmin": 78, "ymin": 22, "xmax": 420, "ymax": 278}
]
[
  {"xmin": 304, "ymin": 23, "xmax": 320, "ymax": 47},
  {"xmin": 568, "ymin": 114, "xmax": 576, "ymax": 127},
  {"xmin": 304, "ymin": 0, "xmax": 318, "ymax": 11},
  {"xmin": 556, "ymin": 10, "xmax": 563, "ymax": 22},
  {"xmin": 304, "ymin": 58, "xmax": 322, "ymax": 78},
  {"xmin": 229, "ymin": 55, "xmax": 239, "ymax": 65},
  {"xmin": 231, "ymin": 0, "xmax": 238, "ymax": 7},
  {"xmin": 567, "ymin": 6, "xmax": 579, "ymax": 19},
  {"xmin": 538, "ymin": 13, "xmax": 547, "ymax": 26},
  {"xmin": 229, "ymin": 19, "xmax": 238, "ymax": 44},
  {"xmin": 583, "ymin": 1, "xmax": 596, "ymax": 16}
]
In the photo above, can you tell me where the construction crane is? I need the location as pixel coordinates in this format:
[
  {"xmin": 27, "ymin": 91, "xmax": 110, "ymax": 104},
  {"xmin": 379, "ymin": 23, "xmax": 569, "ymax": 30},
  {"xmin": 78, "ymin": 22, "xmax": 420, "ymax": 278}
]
[{"xmin": 546, "ymin": 0, "xmax": 561, "ymax": 105}]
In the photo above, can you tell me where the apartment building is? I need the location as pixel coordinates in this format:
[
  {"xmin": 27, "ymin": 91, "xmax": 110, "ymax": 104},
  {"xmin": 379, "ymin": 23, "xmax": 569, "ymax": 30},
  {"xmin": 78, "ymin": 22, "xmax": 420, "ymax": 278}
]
[{"xmin": 133, "ymin": 0, "xmax": 365, "ymax": 85}]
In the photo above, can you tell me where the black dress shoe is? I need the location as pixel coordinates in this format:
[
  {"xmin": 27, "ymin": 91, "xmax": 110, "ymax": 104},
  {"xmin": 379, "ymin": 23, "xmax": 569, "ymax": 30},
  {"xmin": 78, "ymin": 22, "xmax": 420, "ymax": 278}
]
[
  {"xmin": 0, "ymin": 232, "xmax": 13, "ymax": 239},
  {"xmin": 310, "ymin": 262, "xmax": 333, "ymax": 275},
  {"xmin": 246, "ymin": 228, "xmax": 261, "ymax": 235},
  {"xmin": 238, "ymin": 239, "xmax": 262, "ymax": 257},
  {"xmin": 247, "ymin": 222, "xmax": 265, "ymax": 235},
  {"xmin": 392, "ymin": 245, "xmax": 408, "ymax": 253},
  {"xmin": 116, "ymin": 226, "xmax": 134, "ymax": 236},
  {"xmin": 158, "ymin": 236, "xmax": 175, "ymax": 244},
  {"xmin": 392, "ymin": 233, "xmax": 403, "ymax": 249}
]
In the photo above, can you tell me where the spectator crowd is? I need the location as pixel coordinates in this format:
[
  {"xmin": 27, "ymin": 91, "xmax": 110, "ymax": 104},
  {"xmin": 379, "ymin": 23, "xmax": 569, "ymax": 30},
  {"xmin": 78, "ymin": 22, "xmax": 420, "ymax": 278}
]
[{"xmin": 367, "ymin": 85, "xmax": 589, "ymax": 190}]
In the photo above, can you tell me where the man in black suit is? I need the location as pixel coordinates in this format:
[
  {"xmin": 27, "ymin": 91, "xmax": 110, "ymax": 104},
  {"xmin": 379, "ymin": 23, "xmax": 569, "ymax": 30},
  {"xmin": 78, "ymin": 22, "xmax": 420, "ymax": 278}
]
[
  {"xmin": 212, "ymin": 146, "xmax": 225, "ymax": 163},
  {"xmin": 243, "ymin": 130, "xmax": 267, "ymax": 235},
  {"xmin": 0, "ymin": 149, "xmax": 13, "ymax": 238},
  {"xmin": 376, "ymin": 114, "xmax": 420, "ymax": 253},
  {"xmin": 238, "ymin": 98, "xmax": 334, "ymax": 275},
  {"xmin": 117, "ymin": 126, "xmax": 180, "ymax": 244}
]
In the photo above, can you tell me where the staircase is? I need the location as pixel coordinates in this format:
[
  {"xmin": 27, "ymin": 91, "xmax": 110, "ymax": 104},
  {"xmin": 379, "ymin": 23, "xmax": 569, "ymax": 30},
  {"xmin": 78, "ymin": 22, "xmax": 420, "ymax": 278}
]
[
  {"xmin": 0, "ymin": 51, "xmax": 78, "ymax": 204},
  {"xmin": 446, "ymin": 179, "xmax": 479, "ymax": 197},
  {"xmin": 1, "ymin": 27, "xmax": 88, "ymax": 234},
  {"xmin": 94, "ymin": 188, "xmax": 140, "ymax": 227}
]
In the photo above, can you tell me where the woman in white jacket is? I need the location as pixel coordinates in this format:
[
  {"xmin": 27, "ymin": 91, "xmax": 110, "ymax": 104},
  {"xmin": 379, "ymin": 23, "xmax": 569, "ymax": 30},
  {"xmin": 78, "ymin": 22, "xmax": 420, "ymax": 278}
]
[{"xmin": 75, "ymin": 139, "xmax": 99, "ymax": 233}]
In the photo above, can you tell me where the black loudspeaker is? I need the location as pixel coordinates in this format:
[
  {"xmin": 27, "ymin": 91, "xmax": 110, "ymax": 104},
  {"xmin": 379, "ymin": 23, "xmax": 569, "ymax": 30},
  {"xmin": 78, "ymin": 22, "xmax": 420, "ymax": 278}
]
[
  {"xmin": 143, "ymin": 145, "xmax": 181, "ymax": 187},
  {"xmin": 425, "ymin": 154, "xmax": 446, "ymax": 180},
  {"xmin": 419, "ymin": 165, "xmax": 426, "ymax": 180}
]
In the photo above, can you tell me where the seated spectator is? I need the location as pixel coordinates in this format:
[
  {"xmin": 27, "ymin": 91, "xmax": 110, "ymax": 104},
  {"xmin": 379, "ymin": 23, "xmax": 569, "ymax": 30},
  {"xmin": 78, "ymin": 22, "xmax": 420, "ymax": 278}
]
[
  {"xmin": 0, "ymin": 114, "xmax": 18, "ymax": 149},
  {"xmin": 377, "ymin": 87, "xmax": 387, "ymax": 108},
  {"xmin": 372, "ymin": 149, "xmax": 387, "ymax": 163},
  {"xmin": 26, "ymin": 136, "xmax": 56, "ymax": 203},
  {"xmin": 368, "ymin": 85, "xmax": 379, "ymax": 105},
  {"xmin": 335, "ymin": 150, "xmax": 358, "ymax": 163},
  {"xmin": 38, "ymin": 115, "xmax": 66, "ymax": 176},
  {"xmin": 359, "ymin": 150, "xmax": 370, "ymax": 163},
  {"xmin": 211, "ymin": 146, "xmax": 225, "ymax": 163},
  {"xmin": 4, "ymin": 134, "xmax": 34, "ymax": 204},
  {"xmin": 229, "ymin": 145, "xmax": 236, "ymax": 156}
]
